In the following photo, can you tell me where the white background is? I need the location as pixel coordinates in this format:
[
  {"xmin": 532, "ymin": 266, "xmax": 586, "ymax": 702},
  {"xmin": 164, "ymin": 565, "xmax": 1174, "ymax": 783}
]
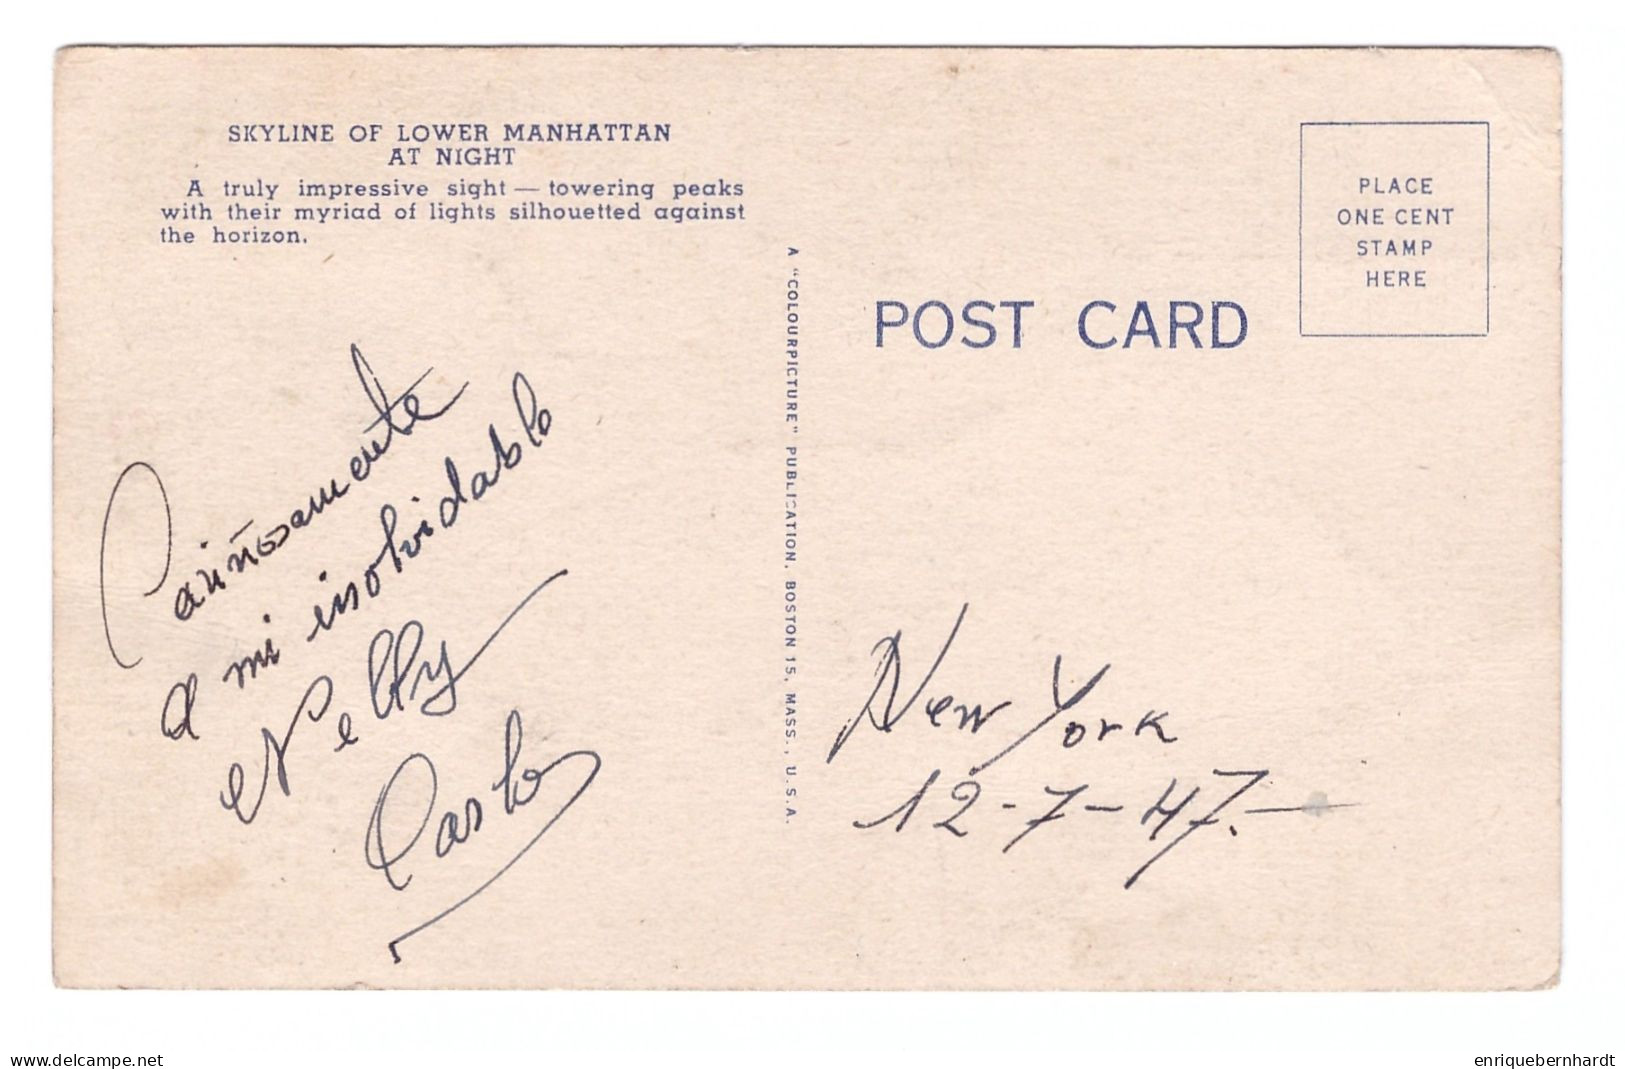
[{"xmin": 5, "ymin": 3, "xmax": 1620, "ymax": 1066}]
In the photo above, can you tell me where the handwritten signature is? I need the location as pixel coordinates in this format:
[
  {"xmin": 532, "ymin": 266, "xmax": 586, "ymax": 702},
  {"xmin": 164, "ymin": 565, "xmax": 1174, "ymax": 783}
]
[{"xmin": 97, "ymin": 343, "xmax": 595, "ymax": 962}]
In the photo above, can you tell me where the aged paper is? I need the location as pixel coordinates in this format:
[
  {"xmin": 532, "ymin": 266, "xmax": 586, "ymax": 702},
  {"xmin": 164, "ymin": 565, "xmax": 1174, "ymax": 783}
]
[{"xmin": 52, "ymin": 47, "xmax": 1561, "ymax": 989}]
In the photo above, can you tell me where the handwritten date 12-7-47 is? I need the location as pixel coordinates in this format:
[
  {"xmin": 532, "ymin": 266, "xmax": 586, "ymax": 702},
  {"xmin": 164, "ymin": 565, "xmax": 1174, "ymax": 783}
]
[{"xmin": 832, "ymin": 603, "xmax": 1359, "ymax": 889}]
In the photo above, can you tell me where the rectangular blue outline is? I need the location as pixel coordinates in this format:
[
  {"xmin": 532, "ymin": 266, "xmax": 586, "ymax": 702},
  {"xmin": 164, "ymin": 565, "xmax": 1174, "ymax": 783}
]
[{"xmin": 1298, "ymin": 120, "xmax": 1491, "ymax": 338}]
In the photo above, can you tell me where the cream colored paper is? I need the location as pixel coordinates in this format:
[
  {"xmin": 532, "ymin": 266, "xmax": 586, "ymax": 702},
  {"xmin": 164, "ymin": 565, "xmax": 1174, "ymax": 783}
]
[{"xmin": 52, "ymin": 47, "xmax": 1561, "ymax": 989}]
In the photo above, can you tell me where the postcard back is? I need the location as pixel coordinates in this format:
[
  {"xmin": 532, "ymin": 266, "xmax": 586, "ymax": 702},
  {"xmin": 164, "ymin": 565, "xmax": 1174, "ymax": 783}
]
[{"xmin": 52, "ymin": 47, "xmax": 1562, "ymax": 989}]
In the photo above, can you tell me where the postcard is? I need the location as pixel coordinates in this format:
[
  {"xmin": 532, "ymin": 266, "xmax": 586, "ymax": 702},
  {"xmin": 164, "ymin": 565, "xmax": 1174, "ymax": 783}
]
[{"xmin": 53, "ymin": 46, "xmax": 1562, "ymax": 988}]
